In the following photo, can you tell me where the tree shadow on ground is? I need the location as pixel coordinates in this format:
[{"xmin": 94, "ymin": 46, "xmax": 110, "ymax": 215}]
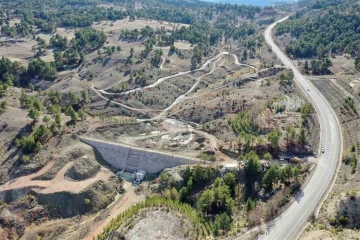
[{"xmin": 102, "ymin": 57, "xmax": 110, "ymax": 67}]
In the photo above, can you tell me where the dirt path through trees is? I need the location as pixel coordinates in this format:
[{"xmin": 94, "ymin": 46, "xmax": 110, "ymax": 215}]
[{"xmin": 83, "ymin": 182, "xmax": 145, "ymax": 240}]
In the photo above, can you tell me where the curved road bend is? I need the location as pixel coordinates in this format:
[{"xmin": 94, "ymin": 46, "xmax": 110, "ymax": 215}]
[{"xmin": 258, "ymin": 16, "xmax": 341, "ymax": 240}]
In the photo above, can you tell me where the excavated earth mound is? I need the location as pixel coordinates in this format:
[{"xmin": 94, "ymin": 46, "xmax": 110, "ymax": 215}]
[{"xmin": 64, "ymin": 155, "xmax": 101, "ymax": 181}]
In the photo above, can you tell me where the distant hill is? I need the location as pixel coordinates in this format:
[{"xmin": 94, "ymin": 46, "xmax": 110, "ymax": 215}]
[{"xmin": 205, "ymin": 0, "xmax": 296, "ymax": 6}]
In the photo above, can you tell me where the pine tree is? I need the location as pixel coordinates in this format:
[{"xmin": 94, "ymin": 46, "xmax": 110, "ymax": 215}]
[
  {"xmin": 242, "ymin": 49, "xmax": 248, "ymax": 61},
  {"xmin": 55, "ymin": 112, "xmax": 62, "ymax": 126},
  {"xmin": 78, "ymin": 109, "xmax": 87, "ymax": 120},
  {"xmin": 42, "ymin": 115, "xmax": 51, "ymax": 127},
  {"xmin": 28, "ymin": 107, "xmax": 40, "ymax": 121},
  {"xmin": 304, "ymin": 60, "xmax": 309, "ymax": 73},
  {"xmin": 355, "ymin": 54, "xmax": 360, "ymax": 71},
  {"xmin": 66, "ymin": 106, "xmax": 78, "ymax": 121}
]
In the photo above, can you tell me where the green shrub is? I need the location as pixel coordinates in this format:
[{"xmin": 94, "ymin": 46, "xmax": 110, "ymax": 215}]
[
  {"xmin": 198, "ymin": 152, "xmax": 216, "ymax": 162},
  {"xmin": 350, "ymin": 154, "xmax": 357, "ymax": 174},
  {"xmin": 20, "ymin": 155, "xmax": 30, "ymax": 164},
  {"xmin": 351, "ymin": 143, "xmax": 356, "ymax": 152},
  {"xmin": 349, "ymin": 191, "xmax": 357, "ymax": 200},
  {"xmin": 339, "ymin": 216, "xmax": 349, "ymax": 226},
  {"xmin": 84, "ymin": 198, "xmax": 91, "ymax": 205},
  {"xmin": 329, "ymin": 217, "xmax": 338, "ymax": 226}
]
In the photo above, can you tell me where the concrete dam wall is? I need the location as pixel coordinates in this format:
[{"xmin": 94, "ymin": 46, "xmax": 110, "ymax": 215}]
[{"xmin": 80, "ymin": 137, "xmax": 202, "ymax": 173}]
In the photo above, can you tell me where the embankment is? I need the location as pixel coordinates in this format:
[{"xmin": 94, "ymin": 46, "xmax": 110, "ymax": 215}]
[{"xmin": 80, "ymin": 137, "xmax": 204, "ymax": 173}]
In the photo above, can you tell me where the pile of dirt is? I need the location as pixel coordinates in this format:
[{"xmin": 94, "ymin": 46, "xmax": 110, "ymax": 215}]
[
  {"xmin": 150, "ymin": 166, "xmax": 186, "ymax": 192},
  {"xmin": 33, "ymin": 147, "xmax": 90, "ymax": 181},
  {"xmin": 33, "ymin": 137, "xmax": 102, "ymax": 181},
  {"xmin": 162, "ymin": 166, "xmax": 184, "ymax": 182},
  {"xmin": 34, "ymin": 178, "xmax": 119, "ymax": 218},
  {"xmin": 64, "ymin": 155, "xmax": 101, "ymax": 181}
]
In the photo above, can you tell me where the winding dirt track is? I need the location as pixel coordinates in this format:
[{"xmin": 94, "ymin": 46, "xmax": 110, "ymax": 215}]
[
  {"xmin": 89, "ymin": 52, "xmax": 257, "ymax": 119},
  {"xmin": 0, "ymin": 161, "xmax": 114, "ymax": 194}
]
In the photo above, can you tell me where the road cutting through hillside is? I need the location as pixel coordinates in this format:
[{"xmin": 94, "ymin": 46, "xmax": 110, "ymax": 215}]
[{"xmin": 253, "ymin": 15, "xmax": 342, "ymax": 240}]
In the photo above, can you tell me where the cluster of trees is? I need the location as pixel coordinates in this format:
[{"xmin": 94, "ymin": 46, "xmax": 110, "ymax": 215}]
[
  {"xmin": 132, "ymin": 67, "xmax": 148, "ymax": 87},
  {"xmin": 16, "ymin": 89, "xmax": 87, "ymax": 155},
  {"xmin": 50, "ymin": 34, "xmax": 68, "ymax": 50},
  {"xmin": 51, "ymin": 27, "xmax": 106, "ymax": 68},
  {"xmin": 28, "ymin": 59, "xmax": 57, "ymax": 79},
  {"xmin": 173, "ymin": 21, "xmax": 211, "ymax": 46},
  {"xmin": 262, "ymin": 164, "xmax": 301, "ymax": 189},
  {"xmin": 355, "ymin": 54, "xmax": 360, "ymax": 72},
  {"xmin": 228, "ymin": 107, "xmax": 310, "ymax": 155},
  {"xmin": 47, "ymin": 90, "xmax": 87, "ymax": 121},
  {"xmin": 0, "ymin": 0, "xmax": 264, "ymax": 68},
  {"xmin": 343, "ymin": 97, "xmax": 357, "ymax": 115},
  {"xmin": 2, "ymin": 1, "xmax": 127, "ymax": 33},
  {"xmin": 209, "ymin": 3, "xmax": 261, "ymax": 19},
  {"xmin": 136, "ymin": 6, "xmax": 195, "ymax": 24},
  {"xmin": 15, "ymin": 124, "xmax": 51, "ymax": 154},
  {"xmin": 343, "ymin": 147, "xmax": 358, "ymax": 174},
  {"xmin": 0, "ymin": 101, "xmax": 7, "ymax": 114},
  {"xmin": 1, "ymin": 21, "xmax": 32, "ymax": 37},
  {"xmin": 105, "ymin": 45, "xmax": 121, "ymax": 58},
  {"xmin": 157, "ymin": 33, "xmax": 175, "ymax": 47},
  {"xmin": 178, "ymin": 166, "xmax": 217, "ymax": 202},
  {"xmin": 229, "ymin": 111, "xmax": 257, "ymax": 136},
  {"xmin": 191, "ymin": 46, "xmax": 203, "ymax": 69},
  {"xmin": 276, "ymin": 0, "xmax": 360, "ymax": 61},
  {"xmin": 196, "ymin": 176, "xmax": 236, "ymax": 235},
  {"xmin": 4, "ymin": 29, "xmax": 106, "ymax": 83},
  {"xmin": 143, "ymin": 38, "xmax": 155, "ymax": 55},
  {"xmin": 0, "ymin": 57, "xmax": 26, "ymax": 86},
  {"xmin": 215, "ymin": 20, "xmax": 256, "ymax": 42},
  {"xmin": 303, "ymin": 58, "xmax": 332, "ymax": 75},
  {"xmin": 73, "ymin": 28, "xmax": 107, "ymax": 52},
  {"xmin": 278, "ymin": 70, "xmax": 294, "ymax": 86},
  {"xmin": 151, "ymin": 49, "xmax": 163, "ymax": 66},
  {"xmin": 162, "ymin": 165, "xmax": 236, "ymax": 236},
  {"xmin": 120, "ymin": 26, "xmax": 154, "ymax": 40}
]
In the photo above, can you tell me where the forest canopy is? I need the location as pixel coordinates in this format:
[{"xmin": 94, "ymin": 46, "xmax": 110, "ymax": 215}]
[{"xmin": 275, "ymin": 0, "xmax": 360, "ymax": 58}]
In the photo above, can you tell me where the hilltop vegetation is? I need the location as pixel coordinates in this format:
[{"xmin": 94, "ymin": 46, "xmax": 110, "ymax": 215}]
[
  {"xmin": 275, "ymin": 0, "xmax": 360, "ymax": 73},
  {"xmin": 276, "ymin": 1, "xmax": 360, "ymax": 57}
]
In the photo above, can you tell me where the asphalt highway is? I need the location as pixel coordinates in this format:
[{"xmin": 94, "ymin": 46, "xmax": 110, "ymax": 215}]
[{"xmin": 259, "ymin": 16, "xmax": 342, "ymax": 240}]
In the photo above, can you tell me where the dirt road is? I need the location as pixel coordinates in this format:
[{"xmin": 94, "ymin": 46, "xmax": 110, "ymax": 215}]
[
  {"xmin": 90, "ymin": 52, "xmax": 256, "ymax": 120},
  {"xmin": 0, "ymin": 161, "xmax": 114, "ymax": 194},
  {"xmin": 83, "ymin": 182, "xmax": 145, "ymax": 240}
]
